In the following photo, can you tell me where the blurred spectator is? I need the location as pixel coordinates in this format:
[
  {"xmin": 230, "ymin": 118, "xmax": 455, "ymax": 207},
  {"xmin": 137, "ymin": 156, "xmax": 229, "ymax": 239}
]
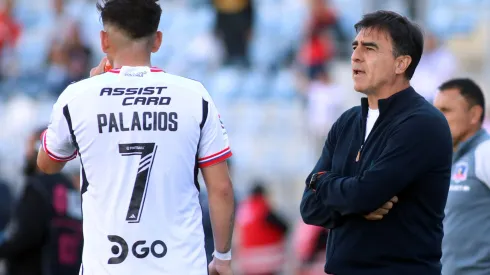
[
  {"xmin": 235, "ymin": 181, "xmax": 289, "ymax": 275},
  {"xmin": 296, "ymin": 0, "xmax": 344, "ymax": 85},
  {"xmin": 304, "ymin": 67, "xmax": 346, "ymax": 153},
  {"xmin": 410, "ymin": 32, "xmax": 457, "ymax": 102},
  {"xmin": 212, "ymin": 0, "xmax": 254, "ymax": 67},
  {"xmin": 292, "ymin": 221, "xmax": 328, "ymax": 275},
  {"xmin": 64, "ymin": 23, "xmax": 92, "ymax": 84},
  {"xmin": 0, "ymin": 128, "xmax": 82, "ymax": 275},
  {"xmin": 0, "ymin": 0, "xmax": 21, "ymax": 80},
  {"xmin": 48, "ymin": 0, "xmax": 76, "ymax": 45},
  {"xmin": 45, "ymin": 0, "xmax": 91, "ymax": 97}
]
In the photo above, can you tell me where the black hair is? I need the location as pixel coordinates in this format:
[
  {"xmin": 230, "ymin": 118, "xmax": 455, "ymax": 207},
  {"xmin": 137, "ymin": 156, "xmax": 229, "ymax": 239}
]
[
  {"xmin": 97, "ymin": 0, "xmax": 162, "ymax": 39},
  {"xmin": 439, "ymin": 78, "xmax": 486, "ymax": 123},
  {"xmin": 354, "ymin": 10, "xmax": 424, "ymax": 80}
]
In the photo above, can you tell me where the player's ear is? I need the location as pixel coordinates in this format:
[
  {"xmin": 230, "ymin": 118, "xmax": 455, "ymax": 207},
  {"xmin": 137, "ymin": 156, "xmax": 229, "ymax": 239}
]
[
  {"xmin": 151, "ymin": 31, "xmax": 163, "ymax": 53},
  {"xmin": 100, "ymin": 30, "xmax": 109, "ymax": 54}
]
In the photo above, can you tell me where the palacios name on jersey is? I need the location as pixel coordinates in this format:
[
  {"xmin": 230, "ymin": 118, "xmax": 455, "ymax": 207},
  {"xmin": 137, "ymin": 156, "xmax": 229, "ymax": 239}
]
[{"xmin": 97, "ymin": 86, "xmax": 178, "ymax": 133}]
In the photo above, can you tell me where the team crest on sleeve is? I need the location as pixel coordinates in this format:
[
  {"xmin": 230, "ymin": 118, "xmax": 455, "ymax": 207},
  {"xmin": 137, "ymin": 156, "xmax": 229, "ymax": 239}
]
[{"xmin": 452, "ymin": 162, "xmax": 468, "ymax": 182}]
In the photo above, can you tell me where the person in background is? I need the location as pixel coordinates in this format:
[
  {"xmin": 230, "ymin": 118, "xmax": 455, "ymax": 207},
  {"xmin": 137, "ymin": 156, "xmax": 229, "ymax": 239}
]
[
  {"xmin": 0, "ymin": 128, "xmax": 83, "ymax": 275},
  {"xmin": 305, "ymin": 66, "xmax": 345, "ymax": 154},
  {"xmin": 410, "ymin": 32, "xmax": 457, "ymax": 102},
  {"xmin": 235, "ymin": 181, "xmax": 289, "ymax": 275},
  {"xmin": 45, "ymin": 0, "xmax": 91, "ymax": 97},
  {"xmin": 0, "ymin": 0, "xmax": 21, "ymax": 81},
  {"xmin": 433, "ymin": 78, "xmax": 490, "ymax": 275},
  {"xmin": 296, "ymin": 0, "xmax": 345, "ymax": 91},
  {"xmin": 64, "ymin": 23, "xmax": 92, "ymax": 86},
  {"xmin": 293, "ymin": 221, "xmax": 328, "ymax": 275},
  {"xmin": 212, "ymin": 0, "xmax": 254, "ymax": 67}
]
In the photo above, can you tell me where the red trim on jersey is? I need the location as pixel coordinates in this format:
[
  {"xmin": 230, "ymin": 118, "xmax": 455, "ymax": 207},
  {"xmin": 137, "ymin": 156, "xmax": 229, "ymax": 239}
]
[
  {"xmin": 199, "ymin": 147, "xmax": 230, "ymax": 161},
  {"xmin": 198, "ymin": 147, "xmax": 232, "ymax": 168},
  {"xmin": 108, "ymin": 67, "xmax": 164, "ymax": 74},
  {"xmin": 41, "ymin": 130, "xmax": 78, "ymax": 162}
]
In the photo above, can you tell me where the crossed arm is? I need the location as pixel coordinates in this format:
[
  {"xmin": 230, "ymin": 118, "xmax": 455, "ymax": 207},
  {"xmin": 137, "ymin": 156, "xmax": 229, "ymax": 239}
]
[
  {"xmin": 300, "ymin": 114, "xmax": 452, "ymax": 227},
  {"xmin": 300, "ymin": 120, "xmax": 342, "ymax": 228}
]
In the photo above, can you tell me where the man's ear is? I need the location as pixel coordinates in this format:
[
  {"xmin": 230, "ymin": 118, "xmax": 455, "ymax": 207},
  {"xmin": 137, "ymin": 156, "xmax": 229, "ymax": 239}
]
[
  {"xmin": 100, "ymin": 30, "xmax": 109, "ymax": 54},
  {"xmin": 151, "ymin": 31, "xmax": 163, "ymax": 53},
  {"xmin": 469, "ymin": 105, "xmax": 483, "ymax": 125},
  {"xmin": 395, "ymin": 55, "xmax": 412, "ymax": 75}
]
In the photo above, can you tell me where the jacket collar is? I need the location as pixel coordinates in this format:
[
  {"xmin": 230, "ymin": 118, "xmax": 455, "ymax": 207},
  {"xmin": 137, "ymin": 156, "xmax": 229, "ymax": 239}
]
[
  {"xmin": 361, "ymin": 86, "xmax": 417, "ymax": 119},
  {"xmin": 453, "ymin": 129, "xmax": 490, "ymax": 161}
]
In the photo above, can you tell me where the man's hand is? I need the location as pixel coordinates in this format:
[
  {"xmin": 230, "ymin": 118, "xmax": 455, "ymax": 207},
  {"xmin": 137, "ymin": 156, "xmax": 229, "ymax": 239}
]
[
  {"xmin": 89, "ymin": 57, "xmax": 110, "ymax": 77},
  {"xmin": 364, "ymin": 196, "xmax": 398, "ymax": 220},
  {"xmin": 208, "ymin": 258, "xmax": 233, "ymax": 275}
]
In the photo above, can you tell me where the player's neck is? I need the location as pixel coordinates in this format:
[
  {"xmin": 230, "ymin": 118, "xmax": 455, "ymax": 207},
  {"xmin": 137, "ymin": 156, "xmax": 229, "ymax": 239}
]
[{"xmin": 111, "ymin": 52, "xmax": 152, "ymax": 69}]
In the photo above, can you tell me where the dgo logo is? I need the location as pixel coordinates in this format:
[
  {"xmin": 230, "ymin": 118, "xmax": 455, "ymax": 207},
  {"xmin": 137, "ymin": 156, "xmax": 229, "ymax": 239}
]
[{"xmin": 108, "ymin": 235, "xmax": 168, "ymax": 264}]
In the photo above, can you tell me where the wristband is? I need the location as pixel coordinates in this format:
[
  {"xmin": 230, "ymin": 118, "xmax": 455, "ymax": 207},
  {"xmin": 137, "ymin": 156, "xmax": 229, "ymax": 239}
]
[{"xmin": 213, "ymin": 250, "xmax": 232, "ymax": 260}]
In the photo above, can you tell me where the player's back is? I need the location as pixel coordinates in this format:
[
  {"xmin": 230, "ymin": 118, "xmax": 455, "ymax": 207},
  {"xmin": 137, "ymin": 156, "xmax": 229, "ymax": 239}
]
[{"xmin": 53, "ymin": 66, "xmax": 230, "ymax": 275}]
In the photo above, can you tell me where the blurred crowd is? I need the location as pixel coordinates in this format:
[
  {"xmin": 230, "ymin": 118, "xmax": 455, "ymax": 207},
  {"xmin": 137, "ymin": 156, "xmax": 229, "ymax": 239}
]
[{"xmin": 0, "ymin": 0, "xmax": 489, "ymax": 274}]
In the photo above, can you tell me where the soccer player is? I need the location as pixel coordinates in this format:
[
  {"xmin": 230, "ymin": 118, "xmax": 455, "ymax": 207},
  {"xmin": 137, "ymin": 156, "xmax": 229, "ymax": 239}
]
[{"xmin": 36, "ymin": 1, "xmax": 235, "ymax": 274}]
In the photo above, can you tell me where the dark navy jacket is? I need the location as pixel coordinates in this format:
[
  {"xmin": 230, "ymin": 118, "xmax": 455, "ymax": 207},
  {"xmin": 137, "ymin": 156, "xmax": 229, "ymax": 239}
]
[{"xmin": 300, "ymin": 87, "xmax": 452, "ymax": 275}]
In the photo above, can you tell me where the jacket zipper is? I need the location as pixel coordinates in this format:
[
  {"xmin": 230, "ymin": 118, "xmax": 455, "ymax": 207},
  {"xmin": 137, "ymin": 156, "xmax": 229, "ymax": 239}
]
[
  {"xmin": 356, "ymin": 145, "xmax": 363, "ymax": 162},
  {"xmin": 356, "ymin": 114, "xmax": 367, "ymax": 174},
  {"xmin": 356, "ymin": 113, "xmax": 382, "ymax": 173}
]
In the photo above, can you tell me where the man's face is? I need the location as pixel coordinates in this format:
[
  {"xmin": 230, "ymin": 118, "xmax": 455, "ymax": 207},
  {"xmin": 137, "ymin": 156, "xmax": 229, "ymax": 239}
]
[
  {"xmin": 351, "ymin": 28, "xmax": 397, "ymax": 94},
  {"xmin": 433, "ymin": 88, "xmax": 473, "ymax": 145}
]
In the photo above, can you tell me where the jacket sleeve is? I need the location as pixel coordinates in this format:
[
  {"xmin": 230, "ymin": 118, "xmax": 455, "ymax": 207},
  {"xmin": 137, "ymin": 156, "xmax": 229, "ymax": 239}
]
[
  {"xmin": 0, "ymin": 181, "xmax": 50, "ymax": 258},
  {"xmin": 300, "ymin": 119, "xmax": 344, "ymax": 228},
  {"xmin": 315, "ymin": 114, "xmax": 452, "ymax": 215}
]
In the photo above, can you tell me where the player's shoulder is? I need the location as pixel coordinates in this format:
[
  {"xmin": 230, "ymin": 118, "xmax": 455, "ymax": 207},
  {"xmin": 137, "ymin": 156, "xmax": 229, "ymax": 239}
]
[
  {"xmin": 160, "ymin": 72, "xmax": 211, "ymax": 100},
  {"xmin": 57, "ymin": 73, "xmax": 115, "ymax": 105}
]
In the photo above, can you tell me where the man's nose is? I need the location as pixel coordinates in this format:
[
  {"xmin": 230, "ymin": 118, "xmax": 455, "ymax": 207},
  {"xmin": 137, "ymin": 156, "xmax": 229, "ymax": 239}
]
[{"xmin": 351, "ymin": 48, "xmax": 362, "ymax": 63}]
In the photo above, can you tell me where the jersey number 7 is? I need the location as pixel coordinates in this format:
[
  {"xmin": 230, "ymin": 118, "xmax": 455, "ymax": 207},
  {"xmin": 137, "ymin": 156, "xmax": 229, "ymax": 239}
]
[{"xmin": 119, "ymin": 143, "xmax": 158, "ymax": 223}]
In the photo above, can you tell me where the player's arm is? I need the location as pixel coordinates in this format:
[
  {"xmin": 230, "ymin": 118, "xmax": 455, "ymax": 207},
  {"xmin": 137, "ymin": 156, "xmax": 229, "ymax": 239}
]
[
  {"xmin": 314, "ymin": 114, "xmax": 452, "ymax": 215},
  {"xmin": 37, "ymin": 97, "xmax": 78, "ymax": 174},
  {"xmin": 37, "ymin": 148, "xmax": 67, "ymax": 174},
  {"xmin": 196, "ymin": 94, "xmax": 234, "ymax": 259},
  {"xmin": 201, "ymin": 161, "xmax": 234, "ymax": 254},
  {"xmin": 300, "ymin": 119, "xmax": 343, "ymax": 229}
]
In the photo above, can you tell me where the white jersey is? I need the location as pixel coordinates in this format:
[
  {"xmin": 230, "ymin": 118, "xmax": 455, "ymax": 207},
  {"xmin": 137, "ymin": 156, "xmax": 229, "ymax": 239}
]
[{"xmin": 41, "ymin": 66, "xmax": 232, "ymax": 275}]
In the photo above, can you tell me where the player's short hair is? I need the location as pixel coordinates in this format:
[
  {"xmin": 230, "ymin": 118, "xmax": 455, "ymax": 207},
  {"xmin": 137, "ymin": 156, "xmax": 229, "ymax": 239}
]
[
  {"xmin": 354, "ymin": 10, "xmax": 424, "ymax": 80},
  {"xmin": 439, "ymin": 78, "xmax": 486, "ymax": 123},
  {"xmin": 97, "ymin": 0, "xmax": 162, "ymax": 39}
]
